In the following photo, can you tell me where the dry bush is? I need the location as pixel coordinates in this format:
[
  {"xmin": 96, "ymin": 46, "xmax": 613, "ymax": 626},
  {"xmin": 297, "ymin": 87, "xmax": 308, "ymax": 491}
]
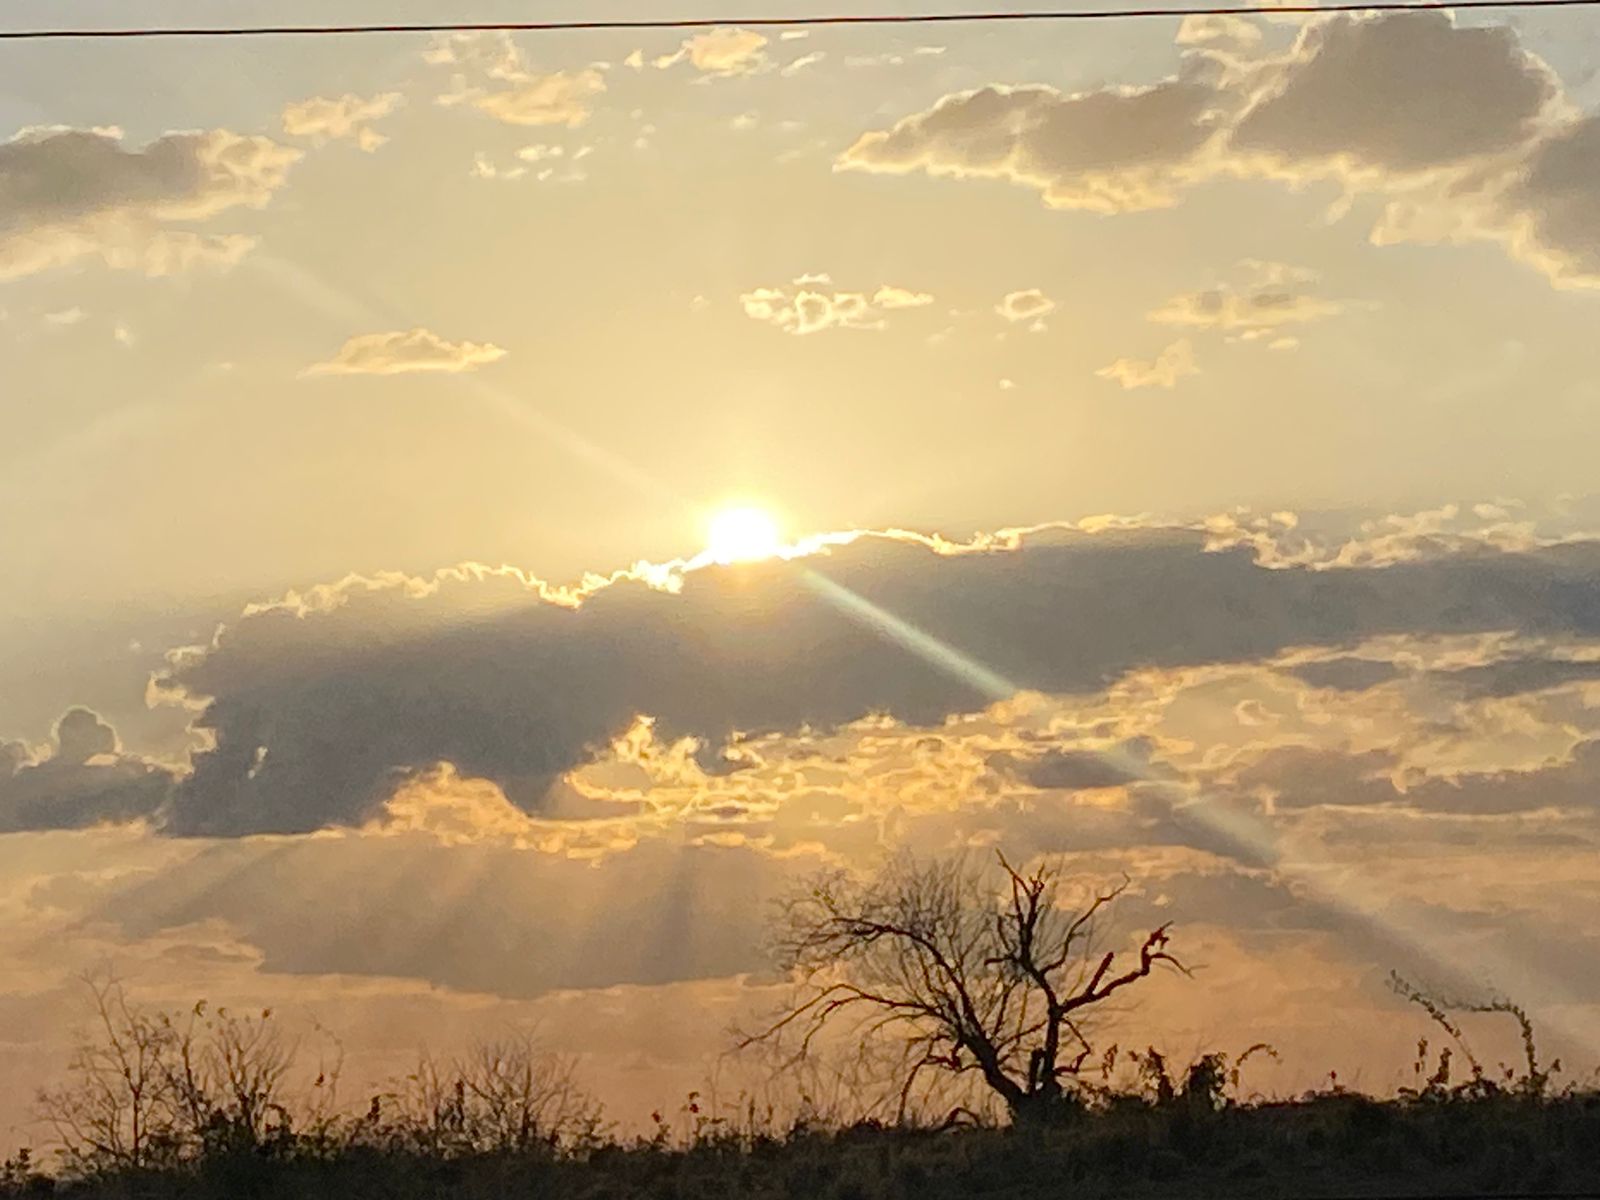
[{"xmin": 365, "ymin": 1032, "xmax": 605, "ymax": 1156}]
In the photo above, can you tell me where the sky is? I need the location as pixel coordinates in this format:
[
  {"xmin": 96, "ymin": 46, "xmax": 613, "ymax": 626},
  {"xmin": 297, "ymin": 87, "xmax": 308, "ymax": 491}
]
[{"xmin": 6, "ymin": 0, "xmax": 1600, "ymax": 1145}]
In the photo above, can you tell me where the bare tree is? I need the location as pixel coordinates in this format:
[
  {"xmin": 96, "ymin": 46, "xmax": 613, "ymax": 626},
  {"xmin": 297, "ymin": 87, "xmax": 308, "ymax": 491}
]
[
  {"xmin": 744, "ymin": 852, "xmax": 1189, "ymax": 1125},
  {"xmin": 36, "ymin": 976, "xmax": 304, "ymax": 1174},
  {"xmin": 36, "ymin": 974, "xmax": 185, "ymax": 1172}
]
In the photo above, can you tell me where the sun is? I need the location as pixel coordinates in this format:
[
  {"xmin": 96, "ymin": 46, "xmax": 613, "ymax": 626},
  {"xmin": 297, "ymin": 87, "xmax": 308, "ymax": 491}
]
[{"xmin": 706, "ymin": 506, "xmax": 783, "ymax": 565}]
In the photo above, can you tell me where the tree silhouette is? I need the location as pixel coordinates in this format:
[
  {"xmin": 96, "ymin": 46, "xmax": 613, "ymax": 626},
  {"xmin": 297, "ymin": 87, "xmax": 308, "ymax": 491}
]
[{"xmin": 746, "ymin": 852, "xmax": 1188, "ymax": 1125}]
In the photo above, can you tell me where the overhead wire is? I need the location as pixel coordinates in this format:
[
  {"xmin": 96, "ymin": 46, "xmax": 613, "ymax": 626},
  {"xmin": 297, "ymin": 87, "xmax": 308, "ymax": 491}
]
[{"xmin": 2, "ymin": 0, "xmax": 1600, "ymax": 40}]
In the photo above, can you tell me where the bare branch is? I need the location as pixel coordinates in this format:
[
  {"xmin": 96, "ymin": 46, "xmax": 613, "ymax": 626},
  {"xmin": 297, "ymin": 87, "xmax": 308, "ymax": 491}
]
[{"xmin": 744, "ymin": 852, "xmax": 1187, "ymax": 1124}]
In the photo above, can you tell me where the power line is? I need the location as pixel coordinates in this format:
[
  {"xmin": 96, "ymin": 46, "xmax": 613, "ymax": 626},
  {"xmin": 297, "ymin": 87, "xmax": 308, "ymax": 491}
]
[{"xmin": 1, "ymin": 0, "xmax": 1599, "ymax": 41}]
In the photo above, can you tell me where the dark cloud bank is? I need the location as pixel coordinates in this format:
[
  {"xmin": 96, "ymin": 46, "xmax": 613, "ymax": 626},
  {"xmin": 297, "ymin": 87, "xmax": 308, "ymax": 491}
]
[{"xmin": 10, "ymin": 524, "xmax": 1600, "ymax": 838}]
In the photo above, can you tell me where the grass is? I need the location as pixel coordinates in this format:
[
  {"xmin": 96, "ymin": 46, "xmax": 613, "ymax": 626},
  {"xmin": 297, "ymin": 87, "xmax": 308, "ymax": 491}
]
[{"xmin": 6, "ymin": 1087, "xmax": 1599, "ymax": 1199}]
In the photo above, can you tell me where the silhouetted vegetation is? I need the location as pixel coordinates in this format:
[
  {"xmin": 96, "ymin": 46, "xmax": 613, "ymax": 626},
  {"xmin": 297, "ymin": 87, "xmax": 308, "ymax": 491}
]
[
  {"xmin": 744, "ymin": 853, "xmax": 1187, "ymax": 1126},
  {"xmin": 7, "ymin": 1058, "xmax": 1598, "ymax": 1198},
  {"xmin": 5, "ymin": 855, "xmax": 1600, "ymax": 1198}
]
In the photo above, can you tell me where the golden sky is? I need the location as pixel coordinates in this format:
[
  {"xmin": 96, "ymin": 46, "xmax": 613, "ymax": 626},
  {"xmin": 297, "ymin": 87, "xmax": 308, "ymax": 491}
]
[{"xmin": 6, "ymin": 0, "xmax": 1600, "ymax": 1148}]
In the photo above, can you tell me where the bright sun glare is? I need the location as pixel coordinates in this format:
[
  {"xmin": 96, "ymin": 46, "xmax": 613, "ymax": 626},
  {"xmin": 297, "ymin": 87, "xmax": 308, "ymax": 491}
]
[{"xmin": 706, "ymin": 506, "xmax": 783, "ymax": 565}]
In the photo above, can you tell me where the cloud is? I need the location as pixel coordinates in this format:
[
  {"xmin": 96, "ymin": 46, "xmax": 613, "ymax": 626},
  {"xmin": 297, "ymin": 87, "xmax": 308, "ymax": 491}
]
[
  {"xmin": 1436, "ymin": 654, "xmax": 1600, "ymax": 700},
  {"xmin": 838, "ymin": 13, "xmax": 1600, "ymax": 290},
  {"xmin": 872, "ymin": 285, "xmax": 935, "ymax": 310},
  {"xmin": 95, "ymin": 832, "xmax": 788, "ymax": 997},
  {"xmin": 471, "ymin": 71, "xmax": 607, "ymax": 127},
  {"xmin": 1149, "ymin": 260, "xmax": 1344, "ymax": 335},
  {"xmin": 427, "ymin": 31, "xmax": 606, "ymax": 127},
  {"xmin": 740, "ymin": 279, "xmax": 934, "ymax": 334},
  {"xmin": 0, "ymin": 126, "xmax": 298, "ymax": 280},
  {"xmin": 1175, "ymin": 14, "xmax": 1262, "ymax": 48},
  {"xmin": 655, "ymin": 27, "xmax": 769, "ymax": 76},
  {"xmin": 1096, "ymin": 338, "xmax": 1198, "ymax": 389},
  {"xmin": 303, "ymin": 328, "xmax": 508, "ymax": 376},
  {"xmin": 782, "ymin": 51, "xmax": 826, "ymax": 77},
  {"xmin": 995, "ymin": 288, "xmax": 1055, "ymax": 323},
  {"xmin": 1229, "ymin": 733, "xmax": 1600, "ymax": 817},
  {"xmin": 472, "ymin": 142, "xmax": 593, "ymax": 184},
  {"xmin": 1223, "ymin": 14, "xmax": 1596, "ymax": 288},
  {"xmin": 281, "ymin": 92, "xmax": 403, "ymax": 151},
  {"xmin": 836, "ymin": 76, "xmax": 1227, "ymax": 213},
  {"xmin": 1229, "ymin": 12, "xmax": 1558, "ymax": 183},
  {"xmin": 1284, "ymin": 657, "xmax": 1404, "ymax": 693},
  {"xmin": 471, "ymin": 153, "xmax": 525, "ymax": 182},
  {"xmin": 1, "ymin": 710, "xmax": 174, "ymax": 832},
  {"xmin": 843, "ymin": 47, "xmax": 948, "ymax": 69},
  {"xmin": 424, "ymin": 31, "xmax": 526, "ymax": 79},
  {"xmin": 134, "ymin": 518, "xmax": 1600, "ymax": 838},
  {"xmin": 1410, "ymin": 114, "xmax": 1600, "ymax": 288},
  {"xmin": 55, "ymin": 707, "xmax": 117, "ymax": 764},
  {"xmin": 995, "ymin": 746, "xmax": 1146, "ymax": 791}
]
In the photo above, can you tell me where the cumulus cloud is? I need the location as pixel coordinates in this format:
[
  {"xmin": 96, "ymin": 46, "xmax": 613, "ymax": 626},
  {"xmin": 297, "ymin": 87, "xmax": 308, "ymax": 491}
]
[
  {"xmin": 1, "ymin": 709, "xmax": 174, "ymax": 832},
  {"xmin": 471, "ymin": 72, "xmax": 607, "ymax": 127},
  {"xmin": 836, "ymin": 76, "xmax": 1228, "ymax": 213},
  {"xmin": 303, "ymin": 328, "xmax": 508, "ymax": 376},
  {"xmin": 428, "ymin": 31, "xmax": 606, "ymax": 127},
  {"xmin": 1398, "ymin": 113, "xmax": 1600, "ymax": 288},
  {"xmin": 129, "ymin": 517, "xmax": 1600, "ymax": 838},
  {"xmin": 1229, "ymin": 12, "xmax": 1557, "ymax": 183},
  {"xmin": 281, "ymin": 92, "xmax": 403, "ymax": 150},
  {"xmin": 655, "ymin": 27, "xmax": 769, "ymax": 76},
  {"xmin": 1229, "ymin": 14, "xmax": 1600, "ymax": 287},
  {"xmin": 0, "ymin": 126, "xmax": 298, "ymax": 280},
  {"xmin": 54, "ymin": 707, "xmax": 117, "ymax": 764},
  {"xmin": 995, "ymin": 288, "xmax": 1056, "ymax": 323},
  {"xmin": 740, "ymin": 278, "xmax": 934, "ymax": 334},
  {"xmin": 838, "ymin": 12, "xmax": 1600, "ymax": 289},
  {"xmin": 1096, "ymin": 338, "xmax": 1198, "ymax": 388},
  {"xmin": 1499, "ymin": 116, "xmax": 1600, "ymax": 282}
]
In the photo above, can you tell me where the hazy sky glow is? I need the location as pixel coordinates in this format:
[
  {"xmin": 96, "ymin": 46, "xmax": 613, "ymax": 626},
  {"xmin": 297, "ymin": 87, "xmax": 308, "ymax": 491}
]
[{"xmin": 7, "ymin": 0, "xmax": 1600, "ymax": 1145}]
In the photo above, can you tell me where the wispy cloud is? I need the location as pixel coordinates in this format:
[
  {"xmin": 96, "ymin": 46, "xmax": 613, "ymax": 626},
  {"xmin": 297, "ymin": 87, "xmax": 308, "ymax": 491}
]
[{"xmin": 304, "ymin": 328, "xmax": 508, "ymax": 376}]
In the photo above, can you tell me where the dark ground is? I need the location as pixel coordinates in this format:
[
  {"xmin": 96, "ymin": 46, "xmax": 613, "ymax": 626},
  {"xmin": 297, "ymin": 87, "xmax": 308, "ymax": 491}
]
[{"xmin": 8, "ymin": 1091, "xmax": 1599, "ymax": 1200}]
